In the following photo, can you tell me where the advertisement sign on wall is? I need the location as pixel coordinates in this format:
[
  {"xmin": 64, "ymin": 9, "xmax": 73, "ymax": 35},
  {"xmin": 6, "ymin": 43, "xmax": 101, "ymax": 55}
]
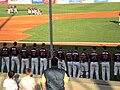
[
  {"xmin": 19, "ymin": 0, "xmax": 32, "ymax": 4},
  {"xmin": 56, "ymin": 0, "xmax": 69, "ymax": 4},
  {"xmin": 44, "ymin": 0, "xmax": 56, "ymax": 4},
  {"xmin": 32, "ymin": 0, "xmax": 44, "ymax": 4},
  {"xmin": 82, "ymin": 0, "xmax": 94, "ymax": 3},
  {"xmin": 108, "ymin": 0, "xmax": 120, "ymax": 2},
  {"xmin": 94, "ymin": 0, "xmax": 108, "ymax": 3},
  {"xmin": 69, "ymin": 0, "xmax": 82, "ymax": 4},
  {"xmin": 8, "ymin": 0, "xmax": 20, "ymax": 4},
  {"xmin": 0, "ymin": 0, "xmax": 8, "ymax": 4}
]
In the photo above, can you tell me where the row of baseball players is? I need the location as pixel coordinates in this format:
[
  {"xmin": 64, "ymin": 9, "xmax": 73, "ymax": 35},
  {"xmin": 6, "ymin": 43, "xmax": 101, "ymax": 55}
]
[
  {"xmin": 0, "ymin": 42, "xmax": 120, "ymax": 81},
  {"xmin": 7, "ymin": 5, "xmax": 18, "ymax": 14},
  {"xmin": 28, "ymin": 7, "xmax": 42, "ymax": 15}
]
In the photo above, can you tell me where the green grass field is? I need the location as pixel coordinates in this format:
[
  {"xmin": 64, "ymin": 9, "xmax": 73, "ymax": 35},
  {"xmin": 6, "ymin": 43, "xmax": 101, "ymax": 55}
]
[{"xmin": 23, "ymin": 17, "xmax": 120, "ymax": 42}]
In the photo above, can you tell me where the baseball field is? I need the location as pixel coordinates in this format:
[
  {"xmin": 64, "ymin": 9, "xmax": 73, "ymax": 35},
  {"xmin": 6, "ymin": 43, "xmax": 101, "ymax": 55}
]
[
  {"xmin": 0, "ymin": 3, "xmax": 120, "ymax": 44},
  {"xmin": 0, "ymin": 2, "xmax": 120, "ymax": 83}
]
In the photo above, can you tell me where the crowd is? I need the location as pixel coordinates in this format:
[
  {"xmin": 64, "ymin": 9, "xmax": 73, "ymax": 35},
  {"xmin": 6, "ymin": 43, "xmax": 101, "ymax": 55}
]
[{"xmin": 0, "ymin": 42, "xmax": 120, "ymax": 81}]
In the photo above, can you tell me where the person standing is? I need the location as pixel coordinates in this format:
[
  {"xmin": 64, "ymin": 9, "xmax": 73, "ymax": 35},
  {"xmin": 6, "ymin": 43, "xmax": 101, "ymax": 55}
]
[
  {"xmin": 39, "ymin": 43, "xmax": 49, "ymax": 76},
  {"xmin": 49, "ymin": 45, "xmax": 57, "ymax": 68},
  {"xmin": 113, "ymin": 45, "xmax": 120, "ymax": 81},
  {"xmin": 66, "ymin": 50, "xmax": 73, "ymax": 77},
  {"xmin": 41, "ymin": 57, "xmax": 69, "ymax": 90},
  {"xmin": 30, "ymin": 43, "xmax": 39, "ymax": 75},
  {"xmin": 57, "ymin": 47, "xmax": 67, "ymax": 71},
  {"xmin": 13, "ymin": 5, "xmax": 18, "ymax": 14},
  {"xmin": 20, "ymin": 43, "xmax": 30, "ymax": 73},
  {"xmin": 100, "ymin": 46, "xmax": 111, "ymax": 81},
  {"xmin": 3, "ymin": 71, "xmax": 18, "ymax": 90},
  {"xmin": 72, "ymin": 46, "xmax": 81, "ymax": 78},
  {"xmin": 80, "ymin": 48, "xmax": 89, "ymax": 78},
  {"xmin": 1, "ymin": 42, "xmax": 10, "ymax": 73},
  {"xmin": 10, "ymin": 41, "xmax": 20, "ymax": 73},
  {"xmin": 89, "ymin": 46, "xmax": 99, "ymax": 80},
  {"xmin": 19, "ymin": 68, "xmax": 36, "ymax": 90}
]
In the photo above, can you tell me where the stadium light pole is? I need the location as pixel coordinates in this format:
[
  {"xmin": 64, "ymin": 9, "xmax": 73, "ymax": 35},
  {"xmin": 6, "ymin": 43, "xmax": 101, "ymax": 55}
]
[{"xmin": 49, "ymin": 0, "xmax": 53, "ymax": 59}]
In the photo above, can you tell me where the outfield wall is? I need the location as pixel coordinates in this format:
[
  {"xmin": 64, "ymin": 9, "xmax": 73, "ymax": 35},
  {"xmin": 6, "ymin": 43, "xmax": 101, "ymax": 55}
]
[{"xmin": 0, "ymin": 0, "xmax": 120, "ymax": 4}]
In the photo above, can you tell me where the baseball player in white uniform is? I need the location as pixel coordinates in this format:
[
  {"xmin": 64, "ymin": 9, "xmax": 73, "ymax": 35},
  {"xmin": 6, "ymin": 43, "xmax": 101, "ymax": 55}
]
[
  {"xmin": 1, "ymin": 42, "xmax": 10, "ymax": 73},
  {"xmin": 28, "ymin": 7, "xmax": 31, "ymax": 15},
  {"xmin": 90, "ymin": 46, "xmax": 99, "ymax": 80},
  {"xmin": 39, "ymin": 43, "xmax": 49, "ymax": 76},
  {"xmin": 20, "ymin": 43, "xmax": 30, "ymax": 73},
  {"xmin": 57, "ymin": 47, "xmax": 67, "ymax": 71},
  {"xmin": 30, "ymin": 43, "xmax": 39, "ymax": 75},
  {"xmin": 113, "ymin": 45, "xmax": 120, "ymax": 81},
  {"xmin": 80, "ymin": 48, "xmax": 89, "ymax": 78},
  {"xmin": 13, "ymin": 5, "xmax": 18, "ymax": 14},
  {"xmin": 66, "ymin": 50, "xmax": 73, "ymax": 77},
  {"xmin": 10, "ymin": 41, "xmax": 20, "ymax": 73},
  {"xmin": 100, "ymin": 46, "xmax": 111, "ymax": 81},
  {"xmin": 72, "ymin": 46, "xmax": 81, "ymax": 78}
]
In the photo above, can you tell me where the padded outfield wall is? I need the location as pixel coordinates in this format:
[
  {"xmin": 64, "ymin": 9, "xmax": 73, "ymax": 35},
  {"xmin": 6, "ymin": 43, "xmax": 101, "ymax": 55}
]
[{"xmin": 0, "ymin": 0, "xmax": 120, "ymax": 4}]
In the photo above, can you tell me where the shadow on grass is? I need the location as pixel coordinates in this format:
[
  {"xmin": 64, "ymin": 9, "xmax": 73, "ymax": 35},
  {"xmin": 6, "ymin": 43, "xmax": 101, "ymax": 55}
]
[{"xmin": 110, "ymin": 20, "xmax": 119, "ymax": 24}]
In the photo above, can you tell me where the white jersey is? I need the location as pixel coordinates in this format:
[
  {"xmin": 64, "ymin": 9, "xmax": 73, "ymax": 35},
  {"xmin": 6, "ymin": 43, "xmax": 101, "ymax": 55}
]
[
  {"xmin": 19, "ymin": 76, "xmax": 36, "ymax": 90},
  {"xmin": 3, "ymin": 78, "xmax": 18, "ymax": 90}
]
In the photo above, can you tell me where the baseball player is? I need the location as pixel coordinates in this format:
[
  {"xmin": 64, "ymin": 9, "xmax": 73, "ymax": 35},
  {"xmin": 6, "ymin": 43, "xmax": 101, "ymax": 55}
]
[
  {"xmin": 20, "ymin": 43, "xmax": 30, "ymax": 73},
  {"xmin": 118, "ymin": 12, "xmax": 120, "ymax": 25},
  {"xmin": 0, "ymin": 42, "xmax": 10, "ymax": 73},
  {"xmin": 57, "ymin": 47, "xmax": 67, "ymax": 71},
  {"xmin": 30, "ymin": 43, "xmax": 39, "ymax": 75},
  {"xmin": 80, "ymin": 48, "xmax": 89, "ymax": 78},
  {"xmin": 13, "ymin": 5, "xmax": 18, "ymax": 14},
  {"xmin": 39, "ymin": 43, "xmax": 49, "ymax": 76},
  {"xmin": 66, "ymin": 50, "xmax": 73, "ymax": 77},
  {"xmin": 89, "ymin": 46, "xmax": 99, "ymax": 80},
  {"xmin": 7, "ymin": 6, "xmax": 10, "ymax": 14},
  {"xmin": 28, "ymin": 7, "xmax": 31, "ymax": 15},
  {"xmin": 49, "ymin": 45, "xmax": 57, "ymax": 68},
  {"xmin": 10, "ymin": 6, "xmax": 13, "ymax": 13},
  {"xmin": 31, "ymin": 7, "xmax": 35, "ymax": 15},
  {"xmin": 10, "ymin": 41, "xmax": 20, "ymax": 73},
  {"xmin": 113, "ymin": 45, "xmax": 120, "ymax": 81},
  {"xmin": 100, "ymin": 46, "xmax": 111, "ymax": 81},
  {"xmin": 72, "ymin": 46, "xmax": 81, "ymax": 78}
]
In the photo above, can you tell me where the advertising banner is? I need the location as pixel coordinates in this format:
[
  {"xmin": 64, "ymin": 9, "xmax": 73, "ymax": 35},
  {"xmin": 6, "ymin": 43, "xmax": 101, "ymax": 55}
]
[
  {"xmin": 19, "ymin": 0, "xmax": 32, "ymax": 4},
  {"xmin": 82, "ymin": 0, "xmax": 94, "ymax": 3},
  {"xmin": 44, "ymin": 0, "xmax": 56, "ymax": 4},
  {"xmin": 32, "ymin": 0, "xmax": 44, "ymax": 4},
  {"xmin": 69, "ymin": 0, "xmax": 82, "ymax": 4},
  {"xmin": 94, "ymin": 0, "xmax": 108, "ymax": 3},
  {"xmin": 8, "ymin": 0, "xmax": 20, "ymax": 4},
  {"xmin": 0, "ymin": 0, "xmax": 8, "ymax": 4},
  {"xmin": 56, "ymin": 0, "xmax": 69, "ymax": 4},
  {"xmin": 108, "ymin": 0, "xmax": 120, "ymax": 2}
]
